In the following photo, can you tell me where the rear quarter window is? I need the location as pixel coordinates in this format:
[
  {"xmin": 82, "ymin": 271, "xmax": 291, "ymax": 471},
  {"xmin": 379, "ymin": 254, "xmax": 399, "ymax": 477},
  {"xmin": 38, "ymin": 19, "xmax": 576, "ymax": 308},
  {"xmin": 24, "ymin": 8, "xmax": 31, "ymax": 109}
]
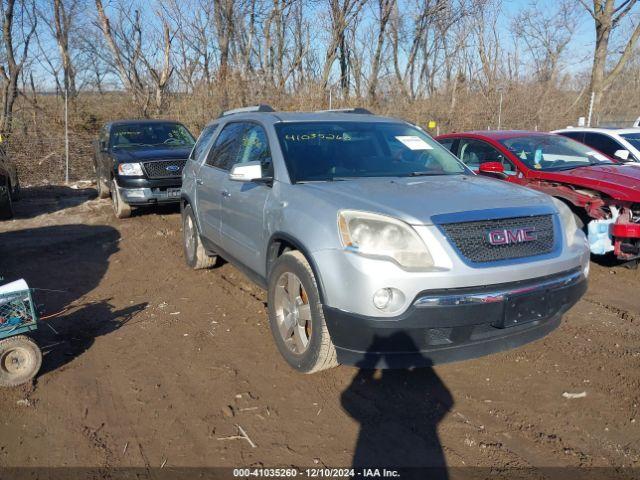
[
  {"xmin": 437, "ymin": 138, "xmax": 455, "ymax": 152},
  {"xmin": 191, "ymin": 124, "xmax": 218, "ymax": 162}
]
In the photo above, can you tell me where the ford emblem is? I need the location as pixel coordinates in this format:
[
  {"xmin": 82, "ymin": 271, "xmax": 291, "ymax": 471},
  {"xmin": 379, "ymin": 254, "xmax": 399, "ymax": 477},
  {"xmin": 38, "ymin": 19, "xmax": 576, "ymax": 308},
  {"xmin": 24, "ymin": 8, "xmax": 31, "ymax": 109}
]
[{"xmin": 166, "ymin": 165, "xmax": 180, "ymax": 172}]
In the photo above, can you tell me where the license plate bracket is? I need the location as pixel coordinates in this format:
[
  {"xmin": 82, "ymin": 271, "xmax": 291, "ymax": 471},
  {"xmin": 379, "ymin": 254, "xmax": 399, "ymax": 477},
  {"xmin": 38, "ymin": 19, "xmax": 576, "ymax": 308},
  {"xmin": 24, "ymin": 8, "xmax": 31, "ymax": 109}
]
[{"xmin": 498, "ymin": 290, "xmax": 561, "ymax": 328}]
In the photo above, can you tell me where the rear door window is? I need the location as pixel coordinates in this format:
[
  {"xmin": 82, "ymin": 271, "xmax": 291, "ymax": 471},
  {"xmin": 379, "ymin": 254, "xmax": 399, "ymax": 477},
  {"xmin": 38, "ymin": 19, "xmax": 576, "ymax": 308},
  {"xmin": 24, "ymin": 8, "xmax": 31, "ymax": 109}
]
[
  {"xmin": 583, "ymin": 132, "xmax": 624, "ymax": 158},
  {"xmin": 437, "ymin": 138, "xmax": 456, "ymax": 152},
  {"xmin": 557, "ymin": 131, "xmax": 585, "ymax": 143}
]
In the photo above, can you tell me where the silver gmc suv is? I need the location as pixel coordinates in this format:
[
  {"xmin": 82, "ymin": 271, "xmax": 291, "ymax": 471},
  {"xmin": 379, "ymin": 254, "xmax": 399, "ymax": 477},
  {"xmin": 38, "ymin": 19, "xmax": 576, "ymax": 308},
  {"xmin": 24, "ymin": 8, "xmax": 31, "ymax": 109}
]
[{"xmin": 181, "ymin": 106, "xmax": 589, "ymax": 373}]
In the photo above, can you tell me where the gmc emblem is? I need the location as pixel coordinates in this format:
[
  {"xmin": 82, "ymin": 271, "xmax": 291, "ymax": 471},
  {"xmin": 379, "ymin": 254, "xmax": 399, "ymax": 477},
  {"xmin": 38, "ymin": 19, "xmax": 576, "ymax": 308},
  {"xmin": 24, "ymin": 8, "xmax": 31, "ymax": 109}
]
[{"xmin": 487, "ymin": 227, "xmax": 537, "ymax": 245}]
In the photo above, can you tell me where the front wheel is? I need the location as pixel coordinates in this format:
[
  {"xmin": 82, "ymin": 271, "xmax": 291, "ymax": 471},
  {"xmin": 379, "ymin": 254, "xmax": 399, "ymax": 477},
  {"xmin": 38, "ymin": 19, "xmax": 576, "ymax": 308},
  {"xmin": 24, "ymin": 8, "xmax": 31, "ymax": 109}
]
[
  {"xmin": 0, "ymin": 336, "xmax": 42, "ymax": 387},
  {"xmin": 267, "ymin": 251, "xmax": 338, "ymax": 373},
  {"xmin": 96, "ymin": 175, "xmax": 110, "ymax": 199},
  {"xmin": 110, "ymin": 180, "xmax": 132, "ymax": 219}
]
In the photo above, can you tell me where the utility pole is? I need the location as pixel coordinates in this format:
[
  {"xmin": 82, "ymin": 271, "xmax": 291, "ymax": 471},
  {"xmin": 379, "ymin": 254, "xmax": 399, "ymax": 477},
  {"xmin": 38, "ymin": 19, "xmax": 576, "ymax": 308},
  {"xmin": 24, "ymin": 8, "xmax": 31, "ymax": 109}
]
[
  {"xmin": 64, "ymin": 85, "xmax": 69, "ymax": 184},
  {"xmin": 497, "ymin": 87, "xmax": 504, "ymax": 130},
  {"xmin": 587, "ymin": 92, "xmax": 595, "ymax": 127}
]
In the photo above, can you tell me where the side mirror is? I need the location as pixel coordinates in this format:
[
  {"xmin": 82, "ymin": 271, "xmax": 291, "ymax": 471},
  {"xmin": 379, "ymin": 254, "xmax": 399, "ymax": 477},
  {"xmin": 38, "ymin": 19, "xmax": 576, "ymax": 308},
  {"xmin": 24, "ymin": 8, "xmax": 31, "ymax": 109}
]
[
  {"xmin": 478, "ymin": 161, "xmax": 505, "ymax": 177},
  {"xmin": 614, "ymin": 149, "xmax": 630, "ymax": 161},
  {"xmin": 229, "ymin": 161, "xmax": 264, "ymax": 182},
  {"xmin": 100, "ymin": 140, "xmax": 108, "ymax": 152}
]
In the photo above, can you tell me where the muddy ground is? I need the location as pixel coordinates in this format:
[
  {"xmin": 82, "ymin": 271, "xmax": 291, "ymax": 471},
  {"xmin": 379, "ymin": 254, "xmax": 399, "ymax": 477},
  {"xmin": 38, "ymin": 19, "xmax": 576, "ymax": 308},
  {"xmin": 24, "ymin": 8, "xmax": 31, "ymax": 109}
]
[{"xmin": 0, "ymin": 186, "xmax": 638, "ymax": 477}]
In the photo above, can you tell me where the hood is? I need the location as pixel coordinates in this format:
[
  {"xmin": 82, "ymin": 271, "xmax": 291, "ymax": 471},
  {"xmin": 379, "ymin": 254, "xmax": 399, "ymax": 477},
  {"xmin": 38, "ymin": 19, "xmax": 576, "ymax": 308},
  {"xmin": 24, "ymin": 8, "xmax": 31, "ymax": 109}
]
[
  {"xmin": 112, "ymin": 146, "xmax": 192, "ymax": 162},
  {"xmin": 537, "ymin": 164, "xmax": 640, "ymax": 202},
  {"xmin": 298, "ymin": 175, "xmax": 553, "ymax": 225}
]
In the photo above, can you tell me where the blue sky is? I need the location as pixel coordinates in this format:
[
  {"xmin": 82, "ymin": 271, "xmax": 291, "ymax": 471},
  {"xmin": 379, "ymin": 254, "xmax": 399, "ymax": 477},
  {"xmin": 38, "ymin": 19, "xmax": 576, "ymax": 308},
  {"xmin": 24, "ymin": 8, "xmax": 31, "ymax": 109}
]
[{"xmin": 502, "ymin": 0, "xmax": 596, "ymax": 72}]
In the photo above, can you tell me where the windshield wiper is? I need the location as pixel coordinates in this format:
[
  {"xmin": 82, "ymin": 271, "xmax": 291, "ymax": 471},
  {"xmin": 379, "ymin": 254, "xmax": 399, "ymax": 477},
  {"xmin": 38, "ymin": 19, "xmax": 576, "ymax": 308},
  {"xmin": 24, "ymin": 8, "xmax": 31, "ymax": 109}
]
[
  {"xmin": 297, "ymin": 177, "xmax": 347, "ymax": 183},
  {"xmin": 113, "ymin": 143, "xmax": 154, "ymax": 148},
  {"xmin": 406, "ymin": 171, "xmax": 452, "ymax": 176}
]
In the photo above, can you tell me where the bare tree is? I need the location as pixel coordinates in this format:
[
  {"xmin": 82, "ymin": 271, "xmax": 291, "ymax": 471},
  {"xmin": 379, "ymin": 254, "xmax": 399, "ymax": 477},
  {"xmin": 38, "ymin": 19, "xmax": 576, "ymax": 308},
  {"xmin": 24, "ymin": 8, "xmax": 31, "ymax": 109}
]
[
  {"xmin": 95, "ymin": 0, "xmax": 175, "ymax": 115},
  {"xmin": 213, "ymin": 0, "xmax": 235, "ymax": 105},
  {"xmin": 52, "ymin": 0, "xmax": 77, "ymax": 98},
  {"xmin": 95, "ymin": 0, "xmax": 149, "ymax": 112},
  {"xmin": 367, "ymin": 0, "xmax": 394, "ymax": 101},
  {"xmin": 166, "ymin": 0, "xmax": 217, "ymax": 90},
  {"xmin": 139, "ymin": 17, "xmax": 174, "ymax": 114},
  {"xmin": 513, "ymin": 0, "xmax": 577, "ymax": 83},
  {"xmin": 580, "ymin": 0, "xmax": 640, "ymax": 117},
  {"xmin": 512, "ymin": 0, "xmax": 578, "ymax": 121},
  {"xmin": 322, "ymin": 0, "xmax": 367, "ymax": 94},
  {"xmin": 0, "ymin": 0, "xmax": 37, "ymax": 135}
]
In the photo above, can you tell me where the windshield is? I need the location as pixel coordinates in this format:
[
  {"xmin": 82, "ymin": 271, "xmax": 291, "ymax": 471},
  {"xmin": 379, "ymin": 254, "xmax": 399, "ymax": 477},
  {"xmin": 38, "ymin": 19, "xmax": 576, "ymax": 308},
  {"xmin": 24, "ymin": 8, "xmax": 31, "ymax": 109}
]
[
  {"xmin": 499, "ymin": 134, "xmax": 614, "ymax": 171},
  {"xmin": 275, "ymin": 122, "xmax": 468, "ymax": 182},
  {"xmin": 111, "ymin": 123, "xmax": 195, "ymax": 148},
  {"xmin": 621, "ymin": 132, "xmax": 640, "ymax": 152}
]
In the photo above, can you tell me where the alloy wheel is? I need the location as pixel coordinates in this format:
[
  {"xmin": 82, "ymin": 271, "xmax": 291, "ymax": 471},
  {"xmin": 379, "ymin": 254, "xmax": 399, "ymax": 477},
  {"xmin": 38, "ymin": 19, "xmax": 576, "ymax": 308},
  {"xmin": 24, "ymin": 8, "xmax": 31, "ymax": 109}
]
[{"xmin": 274, "ymin": 272, "xmax": 312, "ymax": 354}]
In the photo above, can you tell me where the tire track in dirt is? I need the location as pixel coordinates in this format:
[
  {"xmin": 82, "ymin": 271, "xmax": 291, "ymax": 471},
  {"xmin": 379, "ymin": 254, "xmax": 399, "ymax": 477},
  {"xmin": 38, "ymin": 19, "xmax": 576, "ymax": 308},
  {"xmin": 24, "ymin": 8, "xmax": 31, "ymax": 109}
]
[{"xmin": 582, "ymin": 298, "xmax": 637, "ymax": 323}]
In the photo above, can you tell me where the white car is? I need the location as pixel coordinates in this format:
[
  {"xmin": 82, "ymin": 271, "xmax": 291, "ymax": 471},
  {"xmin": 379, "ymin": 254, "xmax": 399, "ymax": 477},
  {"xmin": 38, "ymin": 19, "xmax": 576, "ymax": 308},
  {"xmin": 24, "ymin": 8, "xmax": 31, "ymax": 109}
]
[{"xmin": 553, "ymin": 127, "xmax": 640, "ymax": 163}]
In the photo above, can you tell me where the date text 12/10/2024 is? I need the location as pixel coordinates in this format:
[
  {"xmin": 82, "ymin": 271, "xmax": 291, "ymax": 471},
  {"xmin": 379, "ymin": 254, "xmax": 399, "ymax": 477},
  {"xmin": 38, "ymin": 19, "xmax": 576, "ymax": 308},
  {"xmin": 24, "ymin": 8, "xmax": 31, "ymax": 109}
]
[{"xmin": 233, "ymin": 468, "xmax": 401, "ymax": 478}]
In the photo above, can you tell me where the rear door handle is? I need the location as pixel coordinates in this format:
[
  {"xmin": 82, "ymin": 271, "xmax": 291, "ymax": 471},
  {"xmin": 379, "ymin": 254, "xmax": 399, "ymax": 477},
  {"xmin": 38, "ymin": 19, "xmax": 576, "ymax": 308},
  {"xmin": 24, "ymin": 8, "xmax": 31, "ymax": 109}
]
[
  {"xmin": 196, "ymin": 178, "xmax": 204, "ymax": 185},
  {"xmin": 221, "ymin": 190, "xmax": 231, "ymax": 198}
]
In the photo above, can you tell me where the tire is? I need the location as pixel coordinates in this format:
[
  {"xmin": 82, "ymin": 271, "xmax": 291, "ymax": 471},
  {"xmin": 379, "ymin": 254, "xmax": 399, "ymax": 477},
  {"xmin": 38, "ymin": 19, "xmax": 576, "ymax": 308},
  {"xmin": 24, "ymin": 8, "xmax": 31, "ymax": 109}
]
[
  {"xmin": 96, "ymin": 175, "xmax": 110, "ymax": 199},
  {"xmin": 110, "ymin": 180, "xmax": 132, "ymax": 219},
  {"xmin": 267, "ymin": 251, "xmax": 338, "ymax": 373},
  {"xmin": 182, "ymin": 204, "xmax": 216, "ymax": 269},
  {"xmin": 0, "ymin": 336, "xmax": 42, "ymax": 387},
  {"xmin": 0, "ymin": 184, "xmax": 13, "ymax": 220}
]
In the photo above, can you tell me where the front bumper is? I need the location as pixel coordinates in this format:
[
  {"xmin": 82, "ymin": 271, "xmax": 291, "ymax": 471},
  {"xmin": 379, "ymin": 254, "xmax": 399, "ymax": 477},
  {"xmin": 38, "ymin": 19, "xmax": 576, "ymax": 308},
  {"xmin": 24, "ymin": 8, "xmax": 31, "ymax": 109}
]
[
  {"xmin": 324, "ymin": 269, "xmax": 587, "ymax": 368},
  {"xmin": 115, "ymin": 177, "xmax": 181, "ymax": 205},
  {"xmin": 611, "ymin": 222, "xmax": 640, "ymax": 259}
]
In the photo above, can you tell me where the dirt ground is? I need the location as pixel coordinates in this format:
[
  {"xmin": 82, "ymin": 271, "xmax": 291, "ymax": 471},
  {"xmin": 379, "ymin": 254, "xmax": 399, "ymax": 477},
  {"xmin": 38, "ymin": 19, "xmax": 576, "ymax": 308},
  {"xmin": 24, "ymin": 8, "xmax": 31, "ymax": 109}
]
[{"xmin": 0, "ymin": 186, "xmax": 639, "ymax": 477}]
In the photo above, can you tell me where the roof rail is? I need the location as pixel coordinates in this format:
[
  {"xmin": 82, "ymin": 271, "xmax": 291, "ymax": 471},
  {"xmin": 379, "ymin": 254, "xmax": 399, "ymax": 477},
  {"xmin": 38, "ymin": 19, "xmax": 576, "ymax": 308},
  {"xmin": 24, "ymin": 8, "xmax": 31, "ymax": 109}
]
[
  {"xmin": 220, "ymin": 104, "xmax": 275, "ymax": 116},
  {"xmin": 316, "ymin": 108, "xmax": 373, "ymax": 115}
]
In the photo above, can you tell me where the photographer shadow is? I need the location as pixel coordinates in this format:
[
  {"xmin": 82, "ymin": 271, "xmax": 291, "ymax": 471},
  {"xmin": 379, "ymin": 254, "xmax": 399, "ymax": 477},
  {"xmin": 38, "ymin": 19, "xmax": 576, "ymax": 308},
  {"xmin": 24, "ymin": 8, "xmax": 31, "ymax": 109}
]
[{"xmin": 340, "ymin": 333, "xmax": 452, "ymax": 479}]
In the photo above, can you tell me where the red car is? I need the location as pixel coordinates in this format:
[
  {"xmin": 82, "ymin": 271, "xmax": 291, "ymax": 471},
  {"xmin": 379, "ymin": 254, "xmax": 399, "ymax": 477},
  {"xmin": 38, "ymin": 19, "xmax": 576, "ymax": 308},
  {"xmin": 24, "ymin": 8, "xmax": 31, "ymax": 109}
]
[{"xmin": 435, "ymin": 131, "xmax": 640, "ymax": 262}]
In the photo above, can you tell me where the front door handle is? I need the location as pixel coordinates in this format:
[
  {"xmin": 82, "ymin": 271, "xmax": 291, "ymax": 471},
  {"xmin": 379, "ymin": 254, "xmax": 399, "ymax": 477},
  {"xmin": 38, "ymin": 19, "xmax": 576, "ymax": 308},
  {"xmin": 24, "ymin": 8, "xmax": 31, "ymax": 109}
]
[
  {"xmin": 196, "ymin": 178, "xmax": 204, "ymax": 185},
  {"xmin": 221, "ymin": 190, "xmax": 231, "ymax": 198}
]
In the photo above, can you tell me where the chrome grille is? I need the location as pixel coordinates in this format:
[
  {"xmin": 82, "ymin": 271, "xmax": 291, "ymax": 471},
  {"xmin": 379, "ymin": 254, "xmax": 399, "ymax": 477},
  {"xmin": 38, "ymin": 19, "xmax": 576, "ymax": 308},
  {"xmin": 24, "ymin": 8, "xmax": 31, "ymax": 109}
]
[
  {"xmin": 143, "ymin": 159, "xmax": 187, "ymax": 178},
  {"xmin": 439, "ymin": 215, "xmax": 555, "ymax": 263}
]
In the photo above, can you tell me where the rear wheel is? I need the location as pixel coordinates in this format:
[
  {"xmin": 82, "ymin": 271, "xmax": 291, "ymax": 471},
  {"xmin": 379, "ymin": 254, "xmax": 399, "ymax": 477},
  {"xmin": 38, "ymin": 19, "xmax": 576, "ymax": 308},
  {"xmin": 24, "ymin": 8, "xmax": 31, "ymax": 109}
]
[
  {"xmin": 0, "ymin": 336, "xmax": 42, "ymax": 387},
  {"xmin": 182, "ymin": 204, "xmax": 216, "ymax": 269},
  {"xmin": 111, "ymin": 180, "xmax": 132, "ymax": 219},
  {"xmin": 268, "ymin": 251, "xmax": 338, "ymax": 373}
]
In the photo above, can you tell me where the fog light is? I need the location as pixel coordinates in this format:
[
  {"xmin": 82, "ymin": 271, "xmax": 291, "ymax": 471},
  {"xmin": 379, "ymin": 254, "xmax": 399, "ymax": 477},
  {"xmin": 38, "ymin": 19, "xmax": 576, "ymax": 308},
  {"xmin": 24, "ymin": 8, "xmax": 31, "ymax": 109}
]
[
  {"xmin": 124, "ymin": 189, "xmax": 146, "ymax": 199},
  {"xmin": 373, "ymin": 288, "xmax": 393, "ymax": 310}
]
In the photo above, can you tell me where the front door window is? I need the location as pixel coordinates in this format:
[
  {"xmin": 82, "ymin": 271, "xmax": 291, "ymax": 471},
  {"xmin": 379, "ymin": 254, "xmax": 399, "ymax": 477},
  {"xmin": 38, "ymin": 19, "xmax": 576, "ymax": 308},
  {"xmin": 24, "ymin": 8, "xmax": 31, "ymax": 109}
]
[{"xmin": 457, "ymin": 139, "xmax": 517, "ymax": 175}]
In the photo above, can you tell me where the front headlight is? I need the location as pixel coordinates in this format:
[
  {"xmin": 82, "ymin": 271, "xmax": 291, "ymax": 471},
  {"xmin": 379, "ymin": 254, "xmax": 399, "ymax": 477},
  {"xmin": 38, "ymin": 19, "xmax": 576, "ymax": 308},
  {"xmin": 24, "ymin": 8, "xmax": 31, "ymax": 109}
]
[
  {"xmin": 118, "ymin": 163, "xmax": 144, "ymax": 176},
  {"xmin": 551, "ymin": 197, "xmax": 578, "ymax": 245},
  {"xmin": 338, "ymin": 210, "xmax": 434, "ymax": 269}
]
